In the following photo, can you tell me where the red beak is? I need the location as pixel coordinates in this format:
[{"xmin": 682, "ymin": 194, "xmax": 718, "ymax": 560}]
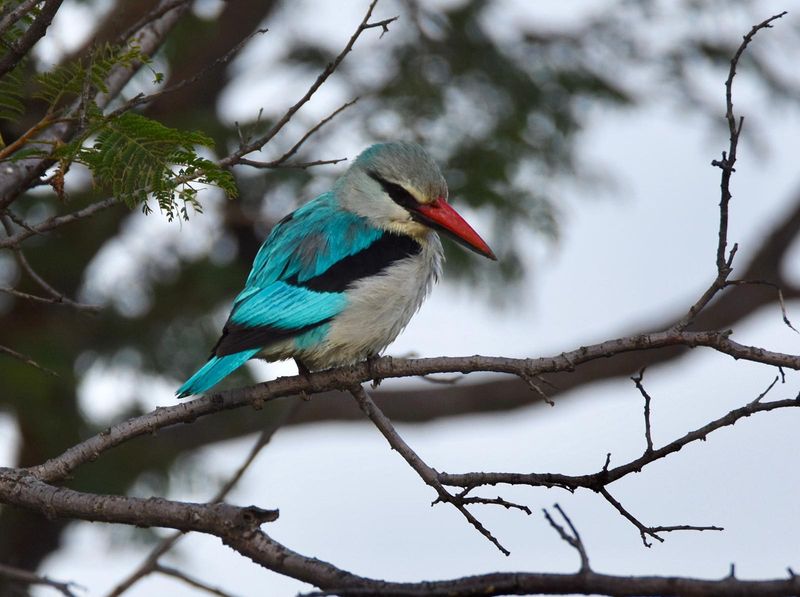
[{"xmin": 414, "ymin": 197, "xmax": 496, "ymax": 260}]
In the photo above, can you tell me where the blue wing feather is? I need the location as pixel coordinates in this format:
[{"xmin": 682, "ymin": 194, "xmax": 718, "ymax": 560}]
[
  {"xmin": 177, "ymin": 192, "xmax": 384, "ymax": 396},
  {"xmin": 230, "ymin": 282, "xmax": 347, "ymax": 329},
  {"xmin": 245, "ymin": 193, "xmax": 383, "ymax": 288}
]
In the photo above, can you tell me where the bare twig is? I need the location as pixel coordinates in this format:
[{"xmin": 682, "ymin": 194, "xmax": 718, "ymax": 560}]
[
  {"xmin": 0, "ymin": 562, "xmax": 81, "ymax": 596},
  {"xmin": 673, "ymin": 11, "xmax": 786, "ymax": 331},
  {"xmin": 237, "ymin": 157, "xmax": 348, "ymax": 170},
  {"xmin": 726, "ymin": 279, "xmax": 799, "ymax": 332},
  {"xmin": 268, "ymin": 98, "xmax": 359, "ymax": 166},
  {"xmin": 220, "ymin": 1, "xmax": 397, "ymax": 168},
  {"xmin": 107, "ymin": 28, "xmax": 269, "ymax": 120},
  {"xmin": 117, "ymin": 0, "xmax": 194, "ymax": 48},
  {"xmin": 630, "ymin": 368, "xmax": 654, "ymax": 454},
  {"xmin": 543, "ymin": 504, "xmax": 590, "ymax": 572},
  {"xmin": 599, "ymin": 487, "xmax": 721, "ymax": 548},
  {"xmin": 0, "ymin": 197, "xmax": 119, "ymax": 249},
  {"xmin": 1, "ymin": 215, "xmax": 101, "ymax": 312},
  {"xmin": 440, "ymin": 393, "xmax": 799, "ymax": 501},
  {"xmin": 349, "ymin": 384, "xmax": 510, "ymax": 555},
  {"xmin": 0, "ymin": 344, "xmax": 59, "ymax": 376},
  {"xmin": 750, "ymin": 375, "xmax": 779, "ymax": 405},
  {"xmin": 154, "ymin": 564, "xmax": 238, "ymax": 597}
]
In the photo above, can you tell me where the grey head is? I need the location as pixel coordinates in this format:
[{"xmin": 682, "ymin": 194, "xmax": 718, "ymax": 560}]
[
  {"xmin": 335, "ymin": 142, "xmax": 449, "ymax": 239},
  {"xmin": 335, "ymin": 142, "xmax": 496, "ymax": 259}
]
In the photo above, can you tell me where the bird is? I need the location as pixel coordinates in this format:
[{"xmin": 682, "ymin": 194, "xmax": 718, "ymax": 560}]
[{"xmin": 176, "ymin": 142, "xmax": 496, "ymax": 398}]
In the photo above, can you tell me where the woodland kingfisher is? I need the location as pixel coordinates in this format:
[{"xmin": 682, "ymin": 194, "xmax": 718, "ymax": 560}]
[{"xmin": 177, "ymin": 142, "xmax": 496, "ymax": 397}]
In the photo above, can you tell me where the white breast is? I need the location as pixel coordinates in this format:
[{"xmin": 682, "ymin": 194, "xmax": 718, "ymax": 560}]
[{"xmin": 301, "ymin": 234, "xmax": 443, "ymax": 368}]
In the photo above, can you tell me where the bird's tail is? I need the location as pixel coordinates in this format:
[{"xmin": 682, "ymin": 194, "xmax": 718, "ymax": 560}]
[{"xmin": 176, "ymin": 348, "xmax": 260, "ymax": 398}]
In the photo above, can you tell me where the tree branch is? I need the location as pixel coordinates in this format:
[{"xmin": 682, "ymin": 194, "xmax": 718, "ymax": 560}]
[
  {"xmin": 2, "ymin": 469, "xmax": 799, "ymax": 597},
  {"xmin": 0, "ymin": 0, "xmax": 64, "ymax": 80},
  {"xmin": 0, "ymin": 562, "xmax": 80, "ymax": 597},
  {"xmin": 0, "ymin": 343, "xmax": 59, "ymax": 376},
  {"xmin": 26, "ymin": 329, "xmax": 800, "ymax": 484},
  {"xmin": 220, "ymin": 0, "xmax": 397, "ymax": 168},
  {"xmin": 349, "ymin": 384, "xmax": 513, "ymax": 556},
  {"xmin": 106, "ymin": 402, "xmax": 297, "ymax": 597}
]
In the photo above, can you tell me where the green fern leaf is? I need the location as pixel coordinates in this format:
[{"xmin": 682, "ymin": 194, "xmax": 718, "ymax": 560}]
[
  {"xmin": 0, "ymin": 64, "xmax": 25, "ymax": 122},
  {"xmin": 33, "ymin": 43, "xmax": 147, "ymax": 110},
  {"xmin": 78, "ymin": 112, "xmax": 237, "ymax": 220}
]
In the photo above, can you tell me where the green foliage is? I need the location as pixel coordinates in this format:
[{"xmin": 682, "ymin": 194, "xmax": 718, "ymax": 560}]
[
  {"xmin": 0, "ymin": 42, "xmax": 234, "ymax": 218},
  {"xmin": 33, "ymin": 43, "xmax": 146, "ymax": 110},
  {"xmin": 76, "ymin": 112, "xmax": 237, "ymax": 220},
  {"xmin": 0, "ymin": 64, "xmax": 24, "ymax": 124}
]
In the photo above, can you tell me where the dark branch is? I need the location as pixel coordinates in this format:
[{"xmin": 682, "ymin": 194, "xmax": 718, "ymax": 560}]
[
  {"xmin": 0, "ymin": 562, "xmax": 80, "ymax": 597},
  {"xmin": 349, "ymin": 384, "xmax": 510, "ymax": 555},
  {"xmin": 26, "ymin": 330, "xmax": 800, "ymax": 484},
  {"xmin": 221, "ymin": 0, "xmax": 394, "ymax": 168},
  {"xmin": 0, "ymin": 0, "xmax": 64, "ymax": 80}
]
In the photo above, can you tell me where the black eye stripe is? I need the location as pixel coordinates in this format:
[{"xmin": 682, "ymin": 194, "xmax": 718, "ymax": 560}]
[{"xmin": 367, "ymin": 171, "xmax": 419, "ymax": 210}]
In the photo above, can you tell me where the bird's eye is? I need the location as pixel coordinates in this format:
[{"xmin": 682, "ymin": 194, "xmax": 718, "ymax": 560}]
[{"xmin": 367, "ymin": 171, "xmax": 419, "ymax": 211}]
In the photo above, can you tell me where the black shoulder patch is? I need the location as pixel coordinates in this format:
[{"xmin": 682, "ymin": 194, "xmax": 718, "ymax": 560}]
[
  {"xmin": 211, "ymin": 320, "xmax": 327, "ymax": 357},
  {"xmin": 288, "ymin": 232, "xmax": 422, "ymax": 293}
]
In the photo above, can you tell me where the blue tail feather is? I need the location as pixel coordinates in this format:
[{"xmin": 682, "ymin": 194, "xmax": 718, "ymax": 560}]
[{"xmin": 176, "ymin": 348, "xmax": 260, "ymax": 398}]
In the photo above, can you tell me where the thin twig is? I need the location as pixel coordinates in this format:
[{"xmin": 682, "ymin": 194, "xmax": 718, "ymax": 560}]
[
  {"xmin": 542, "ymin": 504, "xmax": 590, "ymax": 572},
  {"xmin": 0, "ymin": 197, "xmax": 119, "ymax": 249},
  {"xmin": 750, "ymin": 375, "xmax": 779, "ymax": 405},
  {"xmin": 117, "ymin": 0, "xmax": 194, "ymax": 47},
  {"xmin": 726, "ymin": 279, "xmax": 799, "ymax": 333},
  {"xmin": 0, "ymin": 562, "xmax": 81, "ymax": 597},
  {"xmin": 107, "ymin": 28, "xmax": 269, "ymax": 120},
  {"xmin": 154, "ymin": 564, "xmax": 238, "ymax": 597},
  {"xmin": 237, "ymin": 157, "xmax": 348, "ymax": 170},
  {"xmin": 269, "ymin": 98, "xmax": 359, "ymax": 166},
  {"xmin": 220, "ymin": 1, "xmax": 397, "ymax": 168},
  {"xmin": 630, "ymin": 367, "xmax": 654, "ymax": 454},
  {"xmin": 600, "ymin": 487, "xmax": 722, "ymax": 548},
  {"xmin": 0, "ymin": 215, "xmax": 102, "ymax": 312},
  {"xmin": 673, "ymin": 11, "xmax": 786, "ymax": 331},
  {"xmin": 349, "ymin": 384, "xmax": 511, "ymax": 555},
  {"xmin": 0, "ymin": 344, "xmax": 59, "ymax": 377}
]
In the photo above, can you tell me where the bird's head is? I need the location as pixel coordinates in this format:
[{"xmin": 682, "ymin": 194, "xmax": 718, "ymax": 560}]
[{"xmin": 338, "ymin": 142, "xmax": 496, "ymax": 260}]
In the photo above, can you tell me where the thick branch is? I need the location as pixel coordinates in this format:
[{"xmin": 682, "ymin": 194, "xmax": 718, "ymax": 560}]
[
  {"xmin": 1, "ymin": 471, "xmax": 799, "ymax": 597},
  {"xmin": 28, "ymin": 329, "xmax": 800, "ymax": 484},
  {"xmin": 0, "ymin": 468, "xmax": 277, "ymax": 532}
]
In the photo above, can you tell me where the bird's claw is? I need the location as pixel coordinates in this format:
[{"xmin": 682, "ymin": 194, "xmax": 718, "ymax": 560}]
[{"xmin": 367, "ymin": 354, "xmax": 383, "ymax": 388}]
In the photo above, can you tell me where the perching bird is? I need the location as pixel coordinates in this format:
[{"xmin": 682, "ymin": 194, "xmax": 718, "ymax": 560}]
[{"xmin": 176, "ymin": 142, "xmax": 495, "ymax": 397}]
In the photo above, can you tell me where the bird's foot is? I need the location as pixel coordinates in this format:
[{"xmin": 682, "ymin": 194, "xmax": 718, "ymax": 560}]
[
  {"xmin": 367, "ymin": 354, "xmax": 383, "ymax": 388},
  {"xmin": 295, "ymin": 358, "xmax": 312, "ymax": 401}
]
